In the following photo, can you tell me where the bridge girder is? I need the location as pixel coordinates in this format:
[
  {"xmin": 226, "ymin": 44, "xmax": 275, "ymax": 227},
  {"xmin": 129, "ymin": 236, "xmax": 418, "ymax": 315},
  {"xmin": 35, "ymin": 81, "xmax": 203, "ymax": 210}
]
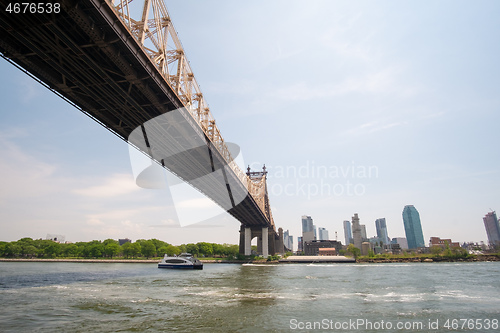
[{"xmin": 0, "ymin": 0, "xmax": 277, "ymax": 232}]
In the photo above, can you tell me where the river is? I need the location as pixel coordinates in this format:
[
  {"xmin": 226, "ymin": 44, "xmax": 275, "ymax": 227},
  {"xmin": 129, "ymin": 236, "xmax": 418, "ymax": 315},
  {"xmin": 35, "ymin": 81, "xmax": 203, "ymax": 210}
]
[{"xmin": 0, "ymin": 261, "xmax": 499, "ymax": 332}]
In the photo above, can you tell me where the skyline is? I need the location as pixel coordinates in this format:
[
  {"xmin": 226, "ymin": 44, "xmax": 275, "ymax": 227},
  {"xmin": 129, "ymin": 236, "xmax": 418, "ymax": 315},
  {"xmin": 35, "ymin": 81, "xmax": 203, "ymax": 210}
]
[{"xmin": 1, "ymin": 0, "xmax": 500, "ymax": 247}]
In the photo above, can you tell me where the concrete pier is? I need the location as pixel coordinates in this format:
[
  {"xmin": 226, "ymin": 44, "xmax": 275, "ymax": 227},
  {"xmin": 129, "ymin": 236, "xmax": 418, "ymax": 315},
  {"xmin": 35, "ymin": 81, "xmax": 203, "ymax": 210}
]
[
  {"xmin": 239, "ymin": 224, "xmax": 283, "ymax": 257},
  {"xmin": 244, "ymin": 227, "xmax": 251, "ymax": 256}
]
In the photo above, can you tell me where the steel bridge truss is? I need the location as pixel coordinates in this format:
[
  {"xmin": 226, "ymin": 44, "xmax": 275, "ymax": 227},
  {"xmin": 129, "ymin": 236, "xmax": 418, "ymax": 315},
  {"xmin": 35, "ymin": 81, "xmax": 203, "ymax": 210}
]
[
  {"xmin": 108, "ymin": 0, "xmax": 274, "ymax": 227},
  {"xmin": 0, "ymin": 0, "xmax": 275, "ymax": 229}
]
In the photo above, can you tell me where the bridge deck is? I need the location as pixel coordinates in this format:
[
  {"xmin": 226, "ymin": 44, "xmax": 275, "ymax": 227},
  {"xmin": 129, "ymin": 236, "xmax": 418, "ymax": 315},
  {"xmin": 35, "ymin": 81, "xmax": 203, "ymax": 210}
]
[{"xmin": 0, "ymin": 0, "xmax": 272, "ymax": 228}]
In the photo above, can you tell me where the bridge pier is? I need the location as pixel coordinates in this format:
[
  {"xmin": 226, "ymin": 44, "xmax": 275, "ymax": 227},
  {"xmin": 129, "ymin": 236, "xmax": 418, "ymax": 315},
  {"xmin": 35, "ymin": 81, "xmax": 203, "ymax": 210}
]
[
  {"xmin": 262, "ymin": 227, "xmax": 269, "ymax": 258},
  {"xmin": 239, "ymin": 225, "xmax": 284, "ymax": 258},
  {"xmin": 244, "ymin": 227, "xmax": 252, "ymax": 256}
]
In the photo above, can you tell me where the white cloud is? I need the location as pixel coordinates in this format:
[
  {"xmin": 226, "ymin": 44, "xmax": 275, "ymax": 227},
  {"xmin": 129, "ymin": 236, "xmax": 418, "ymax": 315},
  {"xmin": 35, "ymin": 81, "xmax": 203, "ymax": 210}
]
[
  {"xmin": 86, "ymin": 218, "xmax": 104, "ymax": 226},
  {"xmin": 0, "ymin": 138, "xmax": 61, "ymax": 201},
  {"xmin": 85, "ymin": 209, "xmax": 139, "ymax": 223},
  {"xmin": 73, "ymin": 173, "xmax": 139, "ymax": 198}
]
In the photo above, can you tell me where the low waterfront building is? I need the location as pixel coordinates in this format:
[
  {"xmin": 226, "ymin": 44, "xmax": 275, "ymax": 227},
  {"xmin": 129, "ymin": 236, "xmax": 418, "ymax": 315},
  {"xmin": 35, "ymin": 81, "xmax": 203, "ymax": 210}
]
[
  {"xmin": 304, "ymin": 240, "xmax": 342, "ymax": 256},
  {"xmin": 318, "ymin": 248, "xmax": 336, "ymax": 256},
  {"xmin": 384, "ymin": 243, "xmax": 402, "ymax": 254},
  {"xmin": 429, "ymin": 237, "xmax": 460, "ymax": 249},
  {"xmin": 391, "ymin": 237, "xmax": 408, "ymax": 250},
  {"xmin": 361, "ymin": 242, "xmax": 371, "ymax": 256}
]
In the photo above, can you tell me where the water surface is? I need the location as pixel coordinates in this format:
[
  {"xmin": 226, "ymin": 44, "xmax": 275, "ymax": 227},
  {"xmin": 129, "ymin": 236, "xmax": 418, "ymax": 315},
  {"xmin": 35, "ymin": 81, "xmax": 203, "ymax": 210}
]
[{"xmin": 0, "ymin": 262, "xmax": 499, "ymax": 332}]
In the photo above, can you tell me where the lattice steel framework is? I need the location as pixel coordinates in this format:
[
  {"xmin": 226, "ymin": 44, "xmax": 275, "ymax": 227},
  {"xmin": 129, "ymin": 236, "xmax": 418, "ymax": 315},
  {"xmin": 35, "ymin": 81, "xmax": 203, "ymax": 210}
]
[{"xmin": 107, "ymin": 0, "xmax": 273, "ymax": 226}]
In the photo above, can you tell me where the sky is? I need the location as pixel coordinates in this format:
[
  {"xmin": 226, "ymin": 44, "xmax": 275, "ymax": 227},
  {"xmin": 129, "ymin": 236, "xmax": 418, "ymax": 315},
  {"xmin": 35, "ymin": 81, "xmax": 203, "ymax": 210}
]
[{"xmin": 1, "ymin": 0, "xmax": 499, "ymax": 248}]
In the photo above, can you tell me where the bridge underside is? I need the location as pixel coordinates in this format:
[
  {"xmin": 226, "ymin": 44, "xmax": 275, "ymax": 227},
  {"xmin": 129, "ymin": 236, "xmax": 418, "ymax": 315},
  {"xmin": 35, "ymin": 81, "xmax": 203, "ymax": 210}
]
[{"xmin": 0, "ymin": 0, "xmax": 274, "ymax": 230}]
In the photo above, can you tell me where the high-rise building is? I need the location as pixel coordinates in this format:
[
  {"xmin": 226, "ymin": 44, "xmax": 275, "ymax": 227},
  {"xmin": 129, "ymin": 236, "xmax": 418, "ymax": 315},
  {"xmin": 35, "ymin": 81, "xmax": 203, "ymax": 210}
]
[
  {"xmin": 402, "ymin": 205, "xmax": 425, "ymax": 249},
  {"xmin": 302, "ymin": 215, "xmax": 314, "ymax": 233},
  {"xmin": 360, "ymin": 224, "xmax": 367, "ymax": 241},
  {"xmin": 318, "ymin": 227, "xmax": 329, "ymax": 241},
  {"xmin": 302, "ymin": 215, "xmax": 316, "ymax": 243},
  {"xmin": 352, "ymin": 213, "xmax": 362, "ymax": 250},
  {"xmin": 343, "ymin": 220, "xmax": 353, "ymax": 245},
  {"xmin": 297, "ymin": 236, "xmax": 303, "ymax": 252},
  {"xmin": 483, "ymin": 211, "xmax": 500, "ymax": 247},
  {"xmin": 283, "ymin": 230, "xmax": 294, "ymax": 251},
  {"xmin": 375, "ymin": 218, "xmax": 390, "ymax": 245}
]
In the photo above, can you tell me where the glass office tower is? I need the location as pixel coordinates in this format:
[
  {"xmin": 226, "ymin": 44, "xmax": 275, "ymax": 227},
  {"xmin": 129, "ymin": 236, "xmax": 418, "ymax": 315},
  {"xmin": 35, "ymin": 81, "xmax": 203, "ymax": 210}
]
[{"xmin": 402, "ymin": 205, "xmax": 425, "ymax": 249}]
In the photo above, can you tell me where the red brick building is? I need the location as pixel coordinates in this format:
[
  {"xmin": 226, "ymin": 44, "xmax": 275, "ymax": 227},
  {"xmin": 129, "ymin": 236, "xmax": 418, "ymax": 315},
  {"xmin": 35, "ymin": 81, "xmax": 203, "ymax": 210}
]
[{"xmin": 429, "ymin": 237, "xmax": 460, "ymax": 249}]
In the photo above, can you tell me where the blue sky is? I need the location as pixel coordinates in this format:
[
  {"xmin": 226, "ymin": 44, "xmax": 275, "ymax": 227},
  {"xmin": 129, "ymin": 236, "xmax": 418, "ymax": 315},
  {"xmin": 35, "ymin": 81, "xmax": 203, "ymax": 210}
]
[{"xmin": 1, "ymin": 0, "xmax": 499, "ymax": 248}]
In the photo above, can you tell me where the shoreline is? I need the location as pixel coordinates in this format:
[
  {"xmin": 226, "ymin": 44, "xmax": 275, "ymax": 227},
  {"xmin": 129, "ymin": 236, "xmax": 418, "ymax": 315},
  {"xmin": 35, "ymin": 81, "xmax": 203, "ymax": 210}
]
[
  {"xmin": 1, "ymin": 255, "xmax": 499, "ymax": 264},
  {"xmin": 356, "ymin": 255, "xmax": 500, "ymax": 263},
  {"xmin": 0, "ymin": 258, "xmax": 246, "ymax": 264},
  {"xmin": 0, "ymin": 258, "xmax": 160, "ymax": 263}
]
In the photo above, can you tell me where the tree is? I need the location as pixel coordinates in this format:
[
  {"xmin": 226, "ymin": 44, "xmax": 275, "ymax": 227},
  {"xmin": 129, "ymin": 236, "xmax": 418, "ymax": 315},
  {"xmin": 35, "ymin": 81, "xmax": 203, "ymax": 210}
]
[
  {"xmin": 141, "ymin": 240, "xmax": 156, "ymax": 258},
  {"xmin": 129, "ymin": 242, "xmax": 141, "ymax": 258},
  {"xmin": 443, "ymin": 242, "xmax": 452, "ymax": 258},
  {"xmin": 186, "ymin": 243, "xmax": 199, "ymax": 256},
  {"xmin": 103, "ymin": 239, "xmax": 118, "ymax": 247},
  {"xmin": 80, "ymin": 241, "xmax": 103, "ymax": 258},
  {"xmin": 150, "ymin": 239, "xmax": 167, "ymax": 252},
  {"xmin": 346, "ymin": 244, "xmax": 360, "ymax": 259},
  {"xmin": 212, "ymin": 243, "xmax": 224, "ymax": 257},
  {"xmin": 18, "ymin": 238, "xmax": 36, "ymax": 257},
  {"xmin": 197, "ymin": 242, "xmax": 213, "ymax": 257},
  {"xmin": 224, "ymin": 244, "xmax": 239, "ymax": 257},
  {"xmin": 4, "ymin": 242, "xmax": 21, "ymax": 257},
  {"xmin": 157, "ymin": 245, "xmax": 169, "ymax": 257},
  {"xmin": 23, "ymin": 245, "xmax": 38, "ymax": 258},
  {"xmin": 430, "ymin": 246, "xmax": 442, "ymax": 255},
  {"xmin": 44, "ymin": 242, "xmax": 62, "ymax": 258},
  {"xmin": 89, "ymin": 242, "xmax": 104, "ymax": 258},
  {"xmin": 104, "ymin": 243, "xmax": 121, "ymax": 258},
  {"xmin": 165, "ymin": 244, "xmax": 181, "ymax": 256},
  {"xmin": 0, "ymin": 242, "xmax": 6, "ymax": 257},
  {"xmin": 122, "ymin": 242, "xmax": 133, "ymax": 258},
  {"xmin": 62, "ymin": 244, "xmax": 80, "ymax": 257}
]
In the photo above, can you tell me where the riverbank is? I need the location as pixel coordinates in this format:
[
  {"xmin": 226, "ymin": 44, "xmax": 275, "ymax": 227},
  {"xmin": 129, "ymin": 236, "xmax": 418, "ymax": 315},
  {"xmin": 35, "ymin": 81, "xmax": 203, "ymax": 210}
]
[
  {"xmin": 1, "ymin": 254, "xmax": 499, "ymax": 264},
  {"xmin": 0, "ymin": 258, "xmax": 159, "ymax": 263},
  {"xmin": 0, "ymin": 258, "xmax": 247, "ymax": 264},
  {"xmin": 356, "ymin": 254, "xmax": 500, "ymax": 263}
]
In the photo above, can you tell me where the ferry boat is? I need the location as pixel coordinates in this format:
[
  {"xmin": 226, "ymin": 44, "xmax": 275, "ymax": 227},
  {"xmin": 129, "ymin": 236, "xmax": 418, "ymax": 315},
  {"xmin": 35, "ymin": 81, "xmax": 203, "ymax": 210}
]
[{"xmin": 158, "ymin": 253, "xmax": 203, "ymax": 269}]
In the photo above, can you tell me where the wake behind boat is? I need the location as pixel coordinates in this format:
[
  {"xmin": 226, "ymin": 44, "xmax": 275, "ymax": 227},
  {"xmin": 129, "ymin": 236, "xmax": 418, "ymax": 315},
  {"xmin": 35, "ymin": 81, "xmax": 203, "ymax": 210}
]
[{"xmin": 158, "ymin": 253, "xmax": 203, "ymax": 269}]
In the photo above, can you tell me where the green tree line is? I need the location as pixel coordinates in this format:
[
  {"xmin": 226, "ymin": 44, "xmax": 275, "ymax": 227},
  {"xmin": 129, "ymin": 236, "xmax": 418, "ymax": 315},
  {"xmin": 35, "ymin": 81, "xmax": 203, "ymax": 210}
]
[{"xmin": 0, "ymin": 238, "xmax": 240, "ymax": 259}]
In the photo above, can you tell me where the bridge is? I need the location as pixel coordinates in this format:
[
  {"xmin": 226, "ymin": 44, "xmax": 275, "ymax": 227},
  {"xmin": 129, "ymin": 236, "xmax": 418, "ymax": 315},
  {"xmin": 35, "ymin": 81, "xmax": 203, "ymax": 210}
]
[{"xmin": 0, "ymin": 0, "xmax": 288, "ymax": 257}]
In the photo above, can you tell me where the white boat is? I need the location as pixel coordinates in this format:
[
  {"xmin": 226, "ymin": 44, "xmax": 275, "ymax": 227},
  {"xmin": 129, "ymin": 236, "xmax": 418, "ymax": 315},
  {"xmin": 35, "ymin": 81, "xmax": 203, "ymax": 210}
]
[{"xmin": 158, "ymin": 253, "xmax": 203, "ymax": 269}]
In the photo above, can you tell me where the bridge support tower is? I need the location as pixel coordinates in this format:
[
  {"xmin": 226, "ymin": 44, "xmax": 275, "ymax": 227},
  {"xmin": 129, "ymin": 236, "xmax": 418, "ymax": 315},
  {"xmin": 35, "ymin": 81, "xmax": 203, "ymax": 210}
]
[{"xmin": 239, "ymin": 225, "xmax": 284, "ymax": 258}]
